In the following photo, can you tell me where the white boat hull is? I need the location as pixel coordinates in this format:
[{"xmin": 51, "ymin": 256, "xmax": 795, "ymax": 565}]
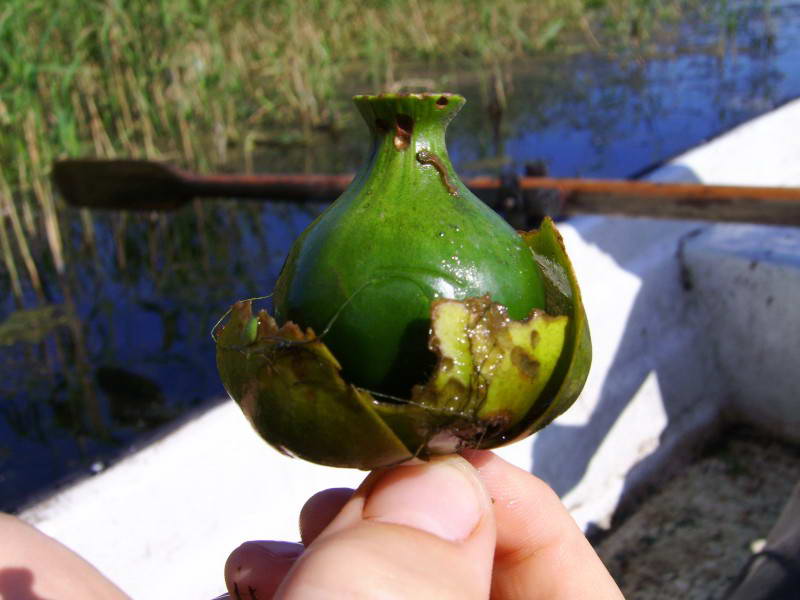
[{"xmin": 20, "ymin": 97, "xmax": 800, "ymax": 600}]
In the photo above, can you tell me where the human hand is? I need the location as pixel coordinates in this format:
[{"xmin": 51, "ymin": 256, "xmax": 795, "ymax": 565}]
[
  {"xmin": 0, "ymin": 513, "xmax": 131, "ymax": 600},
  {"xmin": 223, "ymin": 451, "xmax": 624, "ymax": 599}
]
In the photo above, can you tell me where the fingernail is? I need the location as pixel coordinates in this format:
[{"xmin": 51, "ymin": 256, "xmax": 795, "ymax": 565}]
[
  {"xmin": 225, "ymin": 541, "xmax": 302, "ymax": 598},
  {"xmin": 249, "ymin": 540, "xmax": 304, "ymax": 559},
  {"xmin": 363, "ymin": 455, "xmax": 487, "ymax": 542}
]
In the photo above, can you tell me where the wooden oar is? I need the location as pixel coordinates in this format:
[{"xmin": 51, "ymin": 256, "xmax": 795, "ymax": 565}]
[
  {"xmin": 52, "ymin": 159, "xmax": 800, "ymax": 225},
  {"xmin": 52, "ymin": 159, "xmax": 354, "ymax": 211}
]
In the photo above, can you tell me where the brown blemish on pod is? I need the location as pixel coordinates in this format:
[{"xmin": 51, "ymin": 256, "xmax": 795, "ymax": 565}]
[
  {"xmin": 394, "ymin": 114, "xmax": 414, "ymax": 150},
  {"xmin": 416, "ymin": 149, "xmax": 457, "ymax": 195},
  {"xmin": 511, "ymin": 346, "xmax": 540, "ymax": 379}
]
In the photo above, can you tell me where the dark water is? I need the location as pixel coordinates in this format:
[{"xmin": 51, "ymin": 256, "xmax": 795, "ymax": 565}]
[{"xmin": 2, "ymin": 2, "xmax": 799, "ymax": 512}]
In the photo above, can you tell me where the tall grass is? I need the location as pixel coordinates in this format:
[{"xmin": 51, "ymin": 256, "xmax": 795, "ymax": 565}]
[{"xmin": 0, "ymin": 0, "xmax": 715, "ymax": 303}]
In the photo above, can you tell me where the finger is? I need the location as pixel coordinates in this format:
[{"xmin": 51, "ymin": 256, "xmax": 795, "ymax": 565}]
[
  {"xmin": 0, "ymin": 513, "xmax": 130, "ymax": 599},
  {"xmin": 462, "ymin": 450, "xmax": 623, "ymax": 600},
  {"xmin": 224, "ymin": 488, "xmax": 353, "ymax": 597},
  {"xmin": 224, "ymin": 541, "xmax": 303, "ymax": 599},
  {"xmin": 299, "ymin": 487, "xmax": 353, "ymax": 546},
  {"xmin": 276, "ymin": 455, "xmax": 496, "ymax": 599}
]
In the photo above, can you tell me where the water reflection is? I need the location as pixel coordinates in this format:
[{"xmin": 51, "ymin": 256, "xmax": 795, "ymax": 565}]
[{"xmin": 1, "ymin": 2, "xmax": 799, "ymax": 511}]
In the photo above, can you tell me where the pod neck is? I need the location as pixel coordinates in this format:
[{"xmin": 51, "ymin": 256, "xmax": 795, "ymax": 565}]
[{"xmin": 352, "ymin": 93, "xmax": 465, "ymax": 185}]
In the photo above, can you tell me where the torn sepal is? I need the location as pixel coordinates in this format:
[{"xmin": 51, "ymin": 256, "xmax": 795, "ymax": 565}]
[
  {"xmin": 214, "ymin": 282, "xmax": 574, "ymax": 468},
  {"xmin": 214, "ymin": 300, "xmax": 415, "ymax": 469}
]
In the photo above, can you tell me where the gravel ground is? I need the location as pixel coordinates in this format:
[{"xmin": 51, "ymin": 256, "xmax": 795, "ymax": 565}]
[{"xmin": 594, "ymin": 427, "xmax": 800, "ymax": 600}]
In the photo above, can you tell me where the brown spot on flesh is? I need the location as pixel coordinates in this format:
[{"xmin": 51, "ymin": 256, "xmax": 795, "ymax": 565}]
[
  {"xmin": 511, "ymin": 346, "xmax": 540, "ymax": 379},
  {"xmin": 417, "ymin": 294, "xmax": 554, "ymax": 437},
  {"xmin": 394, "ymin": 114, "xmax": 413, "ymax": 150},
  {"xmin": 448, "ymin": 411, "xmax": 514, "ymax": 448},
  {"xmin": 416, "ymin": 149, "xmax": 458, "ymax": 195}
]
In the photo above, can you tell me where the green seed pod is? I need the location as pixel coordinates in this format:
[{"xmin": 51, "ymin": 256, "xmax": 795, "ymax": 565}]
[{"xmin": 215, "ymin": 93, "xmax": 590, "ymax": 469}]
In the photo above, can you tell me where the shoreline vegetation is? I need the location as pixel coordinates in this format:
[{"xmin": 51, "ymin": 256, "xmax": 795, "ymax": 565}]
[{"xmin": 1, "ymin": 0, "xmax": 732, "ymax": 307}]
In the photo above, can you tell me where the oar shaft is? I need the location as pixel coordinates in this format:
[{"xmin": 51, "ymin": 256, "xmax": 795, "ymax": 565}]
[
  {"xmin": 52, "ymin": 159, "xmax": 800, "ymax": 225},
  {"xmin": 191, "ymin": 171, "xmax": 800, "ymax": 224},
  {"xmin": 186, "ymin": 172, "xmax": 354, "ymax": 201},
  {"xmin": 525, "ymin": 177, "xmax": 800, "ymax": 225}
]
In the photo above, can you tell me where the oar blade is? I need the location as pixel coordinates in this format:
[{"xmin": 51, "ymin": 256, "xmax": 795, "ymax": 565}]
[{"xmin": 52, "ymin": 159, "xmax": 192, "ymax": 211}]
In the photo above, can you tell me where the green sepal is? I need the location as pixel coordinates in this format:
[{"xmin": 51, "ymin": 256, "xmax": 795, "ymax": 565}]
[
  {"xmin": 500, "ymin": 216, "xmax": 592, "ymax": 443},
  {"xmin": 215, "ymin": 300, "xmax": 414, "ymax": 469}
]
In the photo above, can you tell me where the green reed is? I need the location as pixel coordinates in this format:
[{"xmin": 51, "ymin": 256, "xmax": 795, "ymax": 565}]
[{"xmin": 0, "ymin": 0, "xmax": 717, "ymax": 302}]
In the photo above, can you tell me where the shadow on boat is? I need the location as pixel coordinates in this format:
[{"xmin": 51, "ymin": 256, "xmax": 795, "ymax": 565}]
[{"xmin": 529, "ymin": 164, "xmax": 715, "ymax": 526}]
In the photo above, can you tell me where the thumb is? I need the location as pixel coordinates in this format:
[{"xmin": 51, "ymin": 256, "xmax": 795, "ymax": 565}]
[{"xmin": 276, "ymin": 454, "xmax": 496, "ymax": 599}]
